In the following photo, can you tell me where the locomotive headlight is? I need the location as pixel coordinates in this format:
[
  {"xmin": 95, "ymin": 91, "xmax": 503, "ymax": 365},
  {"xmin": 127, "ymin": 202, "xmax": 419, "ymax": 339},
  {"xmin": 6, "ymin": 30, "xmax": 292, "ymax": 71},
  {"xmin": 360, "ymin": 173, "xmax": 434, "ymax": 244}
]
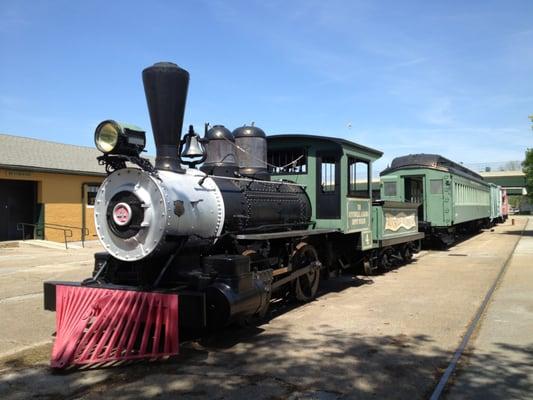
[
  {"xmin": 95, "ymin": 120, "xmax": 119, "ymax": 152},
  {"xmin": 94, "ymin": 120, "xmax": 146, "ymax": 156}
]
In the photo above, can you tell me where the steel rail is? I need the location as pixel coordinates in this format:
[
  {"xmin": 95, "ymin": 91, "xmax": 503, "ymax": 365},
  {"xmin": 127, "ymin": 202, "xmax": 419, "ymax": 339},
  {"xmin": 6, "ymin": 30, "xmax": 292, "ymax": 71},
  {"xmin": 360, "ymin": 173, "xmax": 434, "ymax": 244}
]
[{"xmin": 429, "ymin": 223, "xmax": 526, "ymax": 399}]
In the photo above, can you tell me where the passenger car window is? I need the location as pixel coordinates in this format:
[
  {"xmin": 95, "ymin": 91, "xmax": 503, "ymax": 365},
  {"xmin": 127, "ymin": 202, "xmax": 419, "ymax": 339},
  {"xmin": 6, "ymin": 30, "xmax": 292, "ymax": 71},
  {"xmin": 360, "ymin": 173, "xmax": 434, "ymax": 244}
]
[
  {"xmin": 430, "ymin": 179, "xmax": 443, "ymax": 194},
  {"xmin": 384, "ymin": 181, "xmax": 397, "ymax": 196}
]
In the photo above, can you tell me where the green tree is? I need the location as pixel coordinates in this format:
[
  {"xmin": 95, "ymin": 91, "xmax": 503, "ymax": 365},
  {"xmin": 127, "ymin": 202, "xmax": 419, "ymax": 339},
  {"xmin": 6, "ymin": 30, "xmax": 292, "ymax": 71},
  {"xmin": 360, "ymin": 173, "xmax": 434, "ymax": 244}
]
[
  {"xmin": 524, "ymin": 148, "xmax": 533, "ymax": 201},
  {"xmin": 521, "ymin": 116, "xmax": 533, "ymax": 204}
]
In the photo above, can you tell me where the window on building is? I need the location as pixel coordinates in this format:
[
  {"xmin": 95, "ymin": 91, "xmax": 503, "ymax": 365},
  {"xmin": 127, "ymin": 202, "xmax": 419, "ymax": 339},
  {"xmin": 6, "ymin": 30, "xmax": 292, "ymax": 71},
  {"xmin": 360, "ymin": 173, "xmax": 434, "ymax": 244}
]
[
  {"xmin": 85, "ymin": 184, "xmax": 100, "ymax": 208},
  {"xmin": 348, "ymin": 157, "xmax": 369, "ymax": 198},
  {"xmin": 267, "ymin": 148, "xmax": 307, "ymax": 174},
  {"xmin": 384, "ymin": 181, "xmax": 397, "ymax": 196}
]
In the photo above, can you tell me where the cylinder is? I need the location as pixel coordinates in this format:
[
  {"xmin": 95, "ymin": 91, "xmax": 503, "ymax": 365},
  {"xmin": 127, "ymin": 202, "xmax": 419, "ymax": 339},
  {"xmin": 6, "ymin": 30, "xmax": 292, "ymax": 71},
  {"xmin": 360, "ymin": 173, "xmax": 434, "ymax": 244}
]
[
  {"xmin": 232, "ymin": 125, "xmax": 270, "ymax": 180},
  {"xmin": 204, "ymin": 255, "xmax": 270, "ymax": 328}
]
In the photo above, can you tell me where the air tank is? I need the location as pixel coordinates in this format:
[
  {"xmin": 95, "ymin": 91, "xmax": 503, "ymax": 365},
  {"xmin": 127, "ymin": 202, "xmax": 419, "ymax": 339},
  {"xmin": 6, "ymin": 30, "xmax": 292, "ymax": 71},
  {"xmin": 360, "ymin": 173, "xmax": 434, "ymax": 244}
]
[
  {"xmin": 232, "ymin": 125, "xmax": 269, "ymax": 180},
  {"xmin": 201, "ymin": 125, "xmax": 238, "ymax": 177}
]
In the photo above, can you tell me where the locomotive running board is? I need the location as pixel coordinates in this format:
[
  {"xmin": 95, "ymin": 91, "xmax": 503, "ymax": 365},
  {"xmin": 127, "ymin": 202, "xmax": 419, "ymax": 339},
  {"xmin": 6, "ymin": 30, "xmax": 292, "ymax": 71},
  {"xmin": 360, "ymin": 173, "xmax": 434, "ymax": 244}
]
[
  {"xmin": 47, "ymin": 283, "xmax": 179, "ymax": 368},
  {"xmin": 235, "ymin": 228, "xmax": 339, "ymax": 241}
]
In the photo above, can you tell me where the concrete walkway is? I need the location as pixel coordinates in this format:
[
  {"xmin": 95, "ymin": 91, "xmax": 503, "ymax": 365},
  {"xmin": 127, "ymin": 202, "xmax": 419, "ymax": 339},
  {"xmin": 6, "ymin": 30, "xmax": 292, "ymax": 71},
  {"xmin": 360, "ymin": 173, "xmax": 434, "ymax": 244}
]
[{"xmin": 447, "ymin": 217, "xmax": 533, "ymax": 399}]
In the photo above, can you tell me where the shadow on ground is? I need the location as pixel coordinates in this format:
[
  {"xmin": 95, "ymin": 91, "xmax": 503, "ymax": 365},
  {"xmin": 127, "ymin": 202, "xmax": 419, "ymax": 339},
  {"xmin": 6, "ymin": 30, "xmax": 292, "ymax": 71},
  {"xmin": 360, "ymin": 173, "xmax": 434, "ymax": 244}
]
[
  {"xmin": 2, "ymin": 324, "xmax": 532, "ymax": 400},
  {"xmin": 500, "ymin": 229, "xmax": 532, "ymax": 237},
  {"xmin": 444, "ymin": 342, "xmax": 533, "ymax": 399},
  {"xmin": 420, "ymin": 230, "xmax": 487, "ymax": 251}
]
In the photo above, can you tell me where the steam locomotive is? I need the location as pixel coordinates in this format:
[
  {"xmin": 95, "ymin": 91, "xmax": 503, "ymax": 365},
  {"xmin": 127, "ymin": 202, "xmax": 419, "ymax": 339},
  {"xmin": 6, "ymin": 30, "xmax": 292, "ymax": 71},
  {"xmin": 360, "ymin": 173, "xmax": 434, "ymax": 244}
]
[{"xmin": 43, "ymin": 62, "xmax": 423, "ymax": 368}]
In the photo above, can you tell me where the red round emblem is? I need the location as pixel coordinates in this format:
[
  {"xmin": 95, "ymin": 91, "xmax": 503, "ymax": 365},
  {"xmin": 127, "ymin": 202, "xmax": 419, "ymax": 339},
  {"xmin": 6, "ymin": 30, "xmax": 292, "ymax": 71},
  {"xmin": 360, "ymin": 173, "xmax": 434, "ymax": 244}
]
[{"xmin": 112, "ymin": 203, "xmax": 132, "ymax": 226}]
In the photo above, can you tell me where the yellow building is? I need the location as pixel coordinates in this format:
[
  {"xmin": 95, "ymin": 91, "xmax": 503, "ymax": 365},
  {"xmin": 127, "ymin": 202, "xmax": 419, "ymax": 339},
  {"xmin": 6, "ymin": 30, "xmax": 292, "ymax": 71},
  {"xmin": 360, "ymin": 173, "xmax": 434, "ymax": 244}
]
[{"xmin": 0, "ymin": 134, "xmax": 106, "ymax": 243}]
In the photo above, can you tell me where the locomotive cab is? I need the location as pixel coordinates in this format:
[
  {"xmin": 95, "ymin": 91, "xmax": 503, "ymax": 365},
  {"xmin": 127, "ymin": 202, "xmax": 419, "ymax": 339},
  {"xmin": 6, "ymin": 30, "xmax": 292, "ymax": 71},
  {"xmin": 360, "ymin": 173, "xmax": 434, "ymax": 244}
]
[{"xmin": 267, "ymin": 135, "xmax": 423, "ymax": 274}]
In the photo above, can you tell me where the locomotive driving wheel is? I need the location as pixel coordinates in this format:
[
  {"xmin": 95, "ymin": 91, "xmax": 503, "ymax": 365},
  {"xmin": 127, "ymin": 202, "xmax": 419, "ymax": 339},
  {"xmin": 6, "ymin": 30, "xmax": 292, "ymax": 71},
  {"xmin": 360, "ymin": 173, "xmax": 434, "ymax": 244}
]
[{"xmin": 291, "ymin": 243, "xmax": 321, "ymax": 302}]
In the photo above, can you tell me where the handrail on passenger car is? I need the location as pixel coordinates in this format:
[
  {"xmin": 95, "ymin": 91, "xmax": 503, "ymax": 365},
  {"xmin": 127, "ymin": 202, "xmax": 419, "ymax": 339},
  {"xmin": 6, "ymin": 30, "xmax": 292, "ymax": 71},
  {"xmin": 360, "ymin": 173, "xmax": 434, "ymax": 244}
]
[{"xmin": 16, "ymin": 222, "xmax": 89, "ymax": 249}]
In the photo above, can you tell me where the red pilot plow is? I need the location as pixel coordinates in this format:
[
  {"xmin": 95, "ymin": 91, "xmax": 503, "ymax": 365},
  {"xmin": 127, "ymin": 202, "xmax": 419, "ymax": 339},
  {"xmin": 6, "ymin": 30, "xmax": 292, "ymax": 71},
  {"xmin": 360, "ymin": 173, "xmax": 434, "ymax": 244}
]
[{"xmin": 51, "ymin": 285, "xmax": 179, "ymax": 369}]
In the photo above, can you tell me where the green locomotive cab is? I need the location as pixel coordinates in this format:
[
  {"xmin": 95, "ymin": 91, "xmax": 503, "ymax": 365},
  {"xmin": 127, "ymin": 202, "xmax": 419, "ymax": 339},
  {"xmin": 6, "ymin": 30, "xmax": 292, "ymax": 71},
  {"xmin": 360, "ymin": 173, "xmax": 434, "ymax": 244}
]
[
  {"xmin": 267, "ymin": 135, "xmax": 380, "ymax": 250},
  {"xmin": 380, "ymin": 154, "xmax": 492, "ymax": 245},
  {"xmin": 267, "ymin": 135, "xmax": 423, "ymax": 274}
]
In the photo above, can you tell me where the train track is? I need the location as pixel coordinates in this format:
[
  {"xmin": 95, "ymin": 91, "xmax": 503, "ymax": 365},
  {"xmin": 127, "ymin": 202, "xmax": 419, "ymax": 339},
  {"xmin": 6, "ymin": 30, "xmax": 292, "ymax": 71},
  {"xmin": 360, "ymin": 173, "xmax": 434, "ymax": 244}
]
[{"xmin": 429, "ymin": 224, "xmax": 526, "ymax": 399}]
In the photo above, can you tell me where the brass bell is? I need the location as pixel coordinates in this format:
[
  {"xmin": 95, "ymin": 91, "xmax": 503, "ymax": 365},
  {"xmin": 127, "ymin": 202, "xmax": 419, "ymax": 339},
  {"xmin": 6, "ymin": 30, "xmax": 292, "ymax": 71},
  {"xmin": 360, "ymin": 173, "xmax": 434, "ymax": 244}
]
[{"xmin": 181, "ymin": 125, "xmax": 205, "ymax": 158}]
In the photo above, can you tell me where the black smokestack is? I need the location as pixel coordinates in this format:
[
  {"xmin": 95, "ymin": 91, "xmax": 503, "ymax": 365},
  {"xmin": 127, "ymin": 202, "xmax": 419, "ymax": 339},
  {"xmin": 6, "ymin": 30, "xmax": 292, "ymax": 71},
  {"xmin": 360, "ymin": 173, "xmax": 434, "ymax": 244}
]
[{"xmin": 142, "ymin": 62, "xmax": 189, "ymax": 172}]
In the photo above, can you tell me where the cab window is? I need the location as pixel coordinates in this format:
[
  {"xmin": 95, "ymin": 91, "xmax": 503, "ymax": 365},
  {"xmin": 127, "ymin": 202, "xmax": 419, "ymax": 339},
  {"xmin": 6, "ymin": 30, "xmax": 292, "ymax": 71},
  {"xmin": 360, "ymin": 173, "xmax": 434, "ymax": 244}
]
[
  {"xmin": 267, "ymin": 148, "xmax": 307, "ymax": 174},
  {"xmin": 348, "ymin": 157, "xmax": 370, "ymax": 198},
  {"xmin": 320, "ymin": 156, "xmax": 336, "ymax": 192}
]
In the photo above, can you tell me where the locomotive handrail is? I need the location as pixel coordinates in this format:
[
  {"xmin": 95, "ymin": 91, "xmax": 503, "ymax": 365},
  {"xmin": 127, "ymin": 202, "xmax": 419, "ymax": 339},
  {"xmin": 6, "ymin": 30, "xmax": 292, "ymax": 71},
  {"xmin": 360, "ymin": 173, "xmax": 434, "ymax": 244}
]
[
  {"xmin": 16, "ymin": 222, "xmax": 86, "ymax": 249},
  {"xmin": 207, "ymin": 173, "xmax": 307, "ymax": 188},
  {"xmin": 240, "ymin": 221, "xmax": 315, "ymax": 233}
]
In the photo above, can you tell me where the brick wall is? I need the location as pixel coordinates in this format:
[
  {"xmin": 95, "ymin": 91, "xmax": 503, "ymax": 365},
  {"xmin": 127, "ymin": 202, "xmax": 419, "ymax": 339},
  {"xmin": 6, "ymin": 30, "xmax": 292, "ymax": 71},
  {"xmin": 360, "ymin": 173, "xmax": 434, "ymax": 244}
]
[{"xmin": 0, "ymin": 168, "xmax": 104, "ymax": 242}]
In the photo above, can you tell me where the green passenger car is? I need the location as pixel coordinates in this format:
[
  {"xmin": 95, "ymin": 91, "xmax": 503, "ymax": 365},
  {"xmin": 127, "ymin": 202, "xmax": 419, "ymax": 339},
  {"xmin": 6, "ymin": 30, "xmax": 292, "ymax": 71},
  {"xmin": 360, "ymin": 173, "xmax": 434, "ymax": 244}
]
[
  {"xmin": 380, "ymin": 154, "xmax": 492, "ymax": 245},
  {"xmin": 267, "ymin": 135, "xmax": 423, "ymax": 273}
]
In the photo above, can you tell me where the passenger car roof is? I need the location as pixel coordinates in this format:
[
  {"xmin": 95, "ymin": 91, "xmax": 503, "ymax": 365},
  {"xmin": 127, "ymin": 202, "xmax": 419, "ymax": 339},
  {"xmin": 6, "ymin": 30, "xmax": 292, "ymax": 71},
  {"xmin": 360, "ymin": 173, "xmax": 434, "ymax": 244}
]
[{"xmin": 381, "ymin": 153, "xmax": 485, "ymax": 182}]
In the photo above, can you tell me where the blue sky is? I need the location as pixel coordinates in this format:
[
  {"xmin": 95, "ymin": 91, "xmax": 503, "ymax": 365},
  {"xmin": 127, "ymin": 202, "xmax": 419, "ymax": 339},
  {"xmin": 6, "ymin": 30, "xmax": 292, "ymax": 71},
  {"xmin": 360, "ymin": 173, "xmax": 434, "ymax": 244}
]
[{"xmin": 1, "ymin": 0, "xmax": 532, "ymax": 173}]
